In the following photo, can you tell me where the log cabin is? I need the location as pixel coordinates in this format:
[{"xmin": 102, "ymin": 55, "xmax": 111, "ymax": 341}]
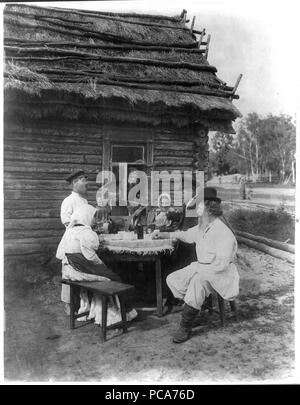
[{"xmin": 3, "ymin": 4, "xmax": 241, "ymax": 278}]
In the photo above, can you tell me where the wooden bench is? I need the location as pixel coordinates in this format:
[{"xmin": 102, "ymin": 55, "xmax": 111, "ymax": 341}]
[{"xmin": 61, "ymin": 280, "xmax": 135, "ymax": 342}]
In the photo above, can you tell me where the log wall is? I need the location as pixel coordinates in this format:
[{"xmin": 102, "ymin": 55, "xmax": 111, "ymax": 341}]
[{"xmin": 4, "ymin": 118, "xmax": 209, "ymax": 277}]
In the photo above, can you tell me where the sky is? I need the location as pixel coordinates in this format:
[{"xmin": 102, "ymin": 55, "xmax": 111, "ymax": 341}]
[{"xmin": 16, "ymin": 0, "xmax": 299, "ymax": 121}]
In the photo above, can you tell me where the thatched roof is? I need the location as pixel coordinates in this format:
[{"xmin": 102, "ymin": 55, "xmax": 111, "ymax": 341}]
[{"xmin": 4, "ymin": 3, "xmax": 242, "ymax": 131}]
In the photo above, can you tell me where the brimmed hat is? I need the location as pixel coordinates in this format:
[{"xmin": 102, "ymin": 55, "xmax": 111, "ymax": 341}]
[
  {"xmin": 186, "ymin": 187, "xmax": 221, "ymax": 209},
  {"xmin": 66, "ymin": 169, "xmax": 87, "ymax": 184},
  {"xmin": 204, "ymin": 187, "xmax": 221, "ymax": 203}
]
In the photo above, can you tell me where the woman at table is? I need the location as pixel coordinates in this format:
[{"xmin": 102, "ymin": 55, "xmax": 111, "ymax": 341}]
[{"xmin": 56, "ymin": 204, "xmax": 137, "ymax": 325}]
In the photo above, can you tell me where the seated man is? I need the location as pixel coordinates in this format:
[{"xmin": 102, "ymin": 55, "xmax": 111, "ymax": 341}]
[{"xmin": 152, "ymin": 187, "xmax": 239, "ymax": 343}]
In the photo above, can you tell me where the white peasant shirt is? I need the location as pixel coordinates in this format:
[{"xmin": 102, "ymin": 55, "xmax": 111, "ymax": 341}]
[
  {"xmin": 60, "ymin": 191, "xmax": 88, "ymax": 226},
  {"xmin": 173, "ymin": 218, "xmax": 239, "ymax": 300}
]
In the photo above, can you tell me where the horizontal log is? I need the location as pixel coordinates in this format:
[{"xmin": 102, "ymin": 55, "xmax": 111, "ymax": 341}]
[
  {"xmin": 4, "ymin": 123, "xmax": 106, "ymax": 139},
  {"xmin": 4, "ymin": 208, "xmax": 60, "ymax": 219},
  {"xmin": 4, "ymin": 18, "xmax": 197, "ymax": 49},
  {"xmin": 153, "ymin": 157, "xmax": 193, "ymax": 166},
  {"xmin": 154, "ymin": 149, "xmax": 193, "ymax": 158},
  {"xmin": 237, "ymin": 236, "xmax": 294, "ymax": 264},
  {"xmin": 5, "ymin": 37, "xmax": 206, "ymax": 54},
  {"xmin": 154, "ymin": 141, "xmax": 194, "ymax": 151},
  {"xmin": 5, "ymin": 239, "xmax": 59, "ymax": 256},
  {"xmin": 5, "ymin": 229, "xmax": 64, "ymax": 239},
  {"xmin": 4, "ymin": 189, "xmax": 98, "ymax": 201},
  {"xmin": 236, "ymin": 230, "xmax": 294, "ymax": 254},
  {"xmin": 3, "ymin": 178, "xmax": 98, "ymax": 190},
  {"xmin": 6, "ymin": 46, "xmax": 217, "ymax": 73},
  {"xmin": 4, "ymin": 141, "xmax": 102, "ymax": 155},
  {"xmin": 153, "ymin": 166, "xmax": 192, "ymax": 172},
  {"xmin": 4, "ymin": 160, "xmax": 101, "ymax": 172},
  {"xmin": 5, "ymin": 218, "xmax": 63, "ymax": 230},
  {"xmin": 4, "ymin": 172, "xmax": 99, "ymax": 181},
  {"xmin": 4, "ymin": 151, "xmax": 101, "ymax": 165},
  {"xmin": 4, "ymin": 199, "xmax": 61, "ymax": 210}
]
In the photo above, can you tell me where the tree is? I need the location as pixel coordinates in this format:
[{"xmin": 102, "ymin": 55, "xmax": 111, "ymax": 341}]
[
  {"xmin": 259, "ymin": 114, "xmax": 296, "ymax": 182},
  {"xmin": 210, "ymin": 132, "xmax": 234, "ymax": 175},
  {"xmin": 233, "ymin": 113, "xmax": 296, "ymax": 183}
]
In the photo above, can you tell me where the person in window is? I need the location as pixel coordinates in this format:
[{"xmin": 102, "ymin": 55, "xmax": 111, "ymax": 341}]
[
  {"xmin": 56, "ymin": 204, "xmax": 137, "ymax": 324},
  {"xmin": 152, "ymin": 187, "xmax": 239, "ymax": 343},
  {"xmin": 152, "ymin": 193, "xmax": 185, "ymax": 232}
]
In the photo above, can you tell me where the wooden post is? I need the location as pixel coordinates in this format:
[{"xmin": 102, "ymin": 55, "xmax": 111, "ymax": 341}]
[
  {"xmin": 102, "ymin": 137, "xmax": 110, "ymax": 171},
  {"xmin": 204, "ymin": 34, "xmax": 211, "ymax": 59},
  {"xmin": 190, "ymin": 16, "xmax": 196, "ymax": 33},
  {"xmin": 181, "ymin": 9, "xmax": 187, "ymax": 24},
  {"xmin": 197, "ymin": 28, "xmax": 206, "ymax": 49},
  {"xmin": 230, "ymin": 74, "xmax": 243, "ymax": 99}
]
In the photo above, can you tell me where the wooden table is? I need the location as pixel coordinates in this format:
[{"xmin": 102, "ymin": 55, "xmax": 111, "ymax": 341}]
[{"xmin": 99, "ymin": 237, "xmax": 176, "ymax": 317}]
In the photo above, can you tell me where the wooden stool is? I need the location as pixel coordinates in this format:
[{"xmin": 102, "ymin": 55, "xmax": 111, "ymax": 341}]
[
  {"xmin": 203, "ymin": 293, "xmax": 238, "ymax": 327},
  {"xmin": 61, "ymin": 280, "xmax": 135, "ymax": 342}
]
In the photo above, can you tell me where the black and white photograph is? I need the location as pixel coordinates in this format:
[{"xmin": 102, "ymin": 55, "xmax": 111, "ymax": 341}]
[{"xmin": 1, "ymin": 0, "xmax": 299, "ymax": 385}]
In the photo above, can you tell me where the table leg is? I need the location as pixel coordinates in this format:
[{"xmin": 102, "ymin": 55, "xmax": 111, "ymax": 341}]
[
  {"xmin": 101, "ymin": 296, "xmax": 108, "ymax": 342},
  {"xmin": 155, "ymin": 256, "xmax": 163, "ymax": 317}
]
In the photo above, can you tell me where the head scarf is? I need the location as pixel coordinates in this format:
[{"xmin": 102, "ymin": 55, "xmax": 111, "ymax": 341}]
[
  {"xmin": 68, "ymin": 204, "xmax": 97, "ymax": 229},
  {"xmin": 157, "ymin": 193, "xmax": 171, "ymax": 208}
]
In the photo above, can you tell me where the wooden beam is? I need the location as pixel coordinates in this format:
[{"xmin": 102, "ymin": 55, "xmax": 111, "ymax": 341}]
[
  {"xmin": 5, "ymin": 47, "xmax": 218, "ymax": 72},
  {"xmin": 197, "ymin": 28, "xmax": 206, "ymax": 49},
  {"xmin": 230, "ymin": 74, "xmax": 243, "ymax": 99},
  {"xmin": 6, "ymin": 66, "xmax": 233, "ymax": 90},
  {"xmin": 4, "ymin": 74, "xmax": 238, "ymax": 98},
  {"xmin": 237, "ymin": 235, "xmax": 294, "ymax": 264},
  {"xmin": 5, "ymin": 9, "xmax": 195, "ymax": 32},
  {"xmin": 181, "ymin": 9, "xmax": 187, "ymax": 24},
  {"xmin": 4, "ymin": 18, "xmax": 197, "ymax": 49},
  {"xmin": 4, "ymin": 37, "xmax": 206, "ymax": 54},
  {"xmin": 236, "ymin": 230, "xmax": 295, "ymax": 254},
  {"xmin": 204, "ymin": 34, "xmax": 211, "ymax": 59},
  {"xmin": 190, "ymin": 16, "xmax": 196, "ymax": 33}
]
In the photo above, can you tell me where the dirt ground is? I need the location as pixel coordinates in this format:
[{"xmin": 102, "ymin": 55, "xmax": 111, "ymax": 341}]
[{"xmin": 4, "ymin": 245, "xmax": 295, "ymax": 383}]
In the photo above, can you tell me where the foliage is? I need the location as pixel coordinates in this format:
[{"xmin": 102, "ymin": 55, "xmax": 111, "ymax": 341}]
[
  {"xmin": 209, "ymin": 113, "xmax": 296, "ymax": 183},
  {"xmin": 225, "ymin": 208, "xmax": 295, "ymax": 243},
  {"xmin": 209, "ymin": 132, "xmax": 234, "ymax": 175}
]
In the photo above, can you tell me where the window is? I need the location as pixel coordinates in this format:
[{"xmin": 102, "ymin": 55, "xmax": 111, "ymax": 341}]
[
  {"xmin": 111, "ymin": 144, "xmax": 145, "ymax": 164},
  {"xmin": 110, "ymin": 143, "xmax": 147, "ymax": 214}
]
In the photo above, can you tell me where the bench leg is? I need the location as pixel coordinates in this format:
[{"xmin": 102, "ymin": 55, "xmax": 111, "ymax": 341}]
[
  {"xmin": 120, "ymin": 297, "xmax": 128, "ymax": 334},
  {"xmin": 217, "ymin": 294, "xmax": 225, "ymax": 327},
  {"xmin": 230, "ymin": 300, "xmax": 238, "ymax": 321},
  {"xmin": 69, "ymin": 285, "xmax": 76, "ymax": 329},
  {"xmin": 101, "ymin": 296, "xmax": 108, "ymax": 342}
]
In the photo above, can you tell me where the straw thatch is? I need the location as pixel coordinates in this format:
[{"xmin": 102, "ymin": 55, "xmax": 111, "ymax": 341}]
[{"xmin": 4, "ymin": 3, "xmax": 241, "ymax": 130}]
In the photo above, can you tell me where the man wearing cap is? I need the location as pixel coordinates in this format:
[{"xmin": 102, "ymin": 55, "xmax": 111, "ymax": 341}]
[
  {"xmin": 60, "ymin": 170, "xmax": 89, "ymax": 312},
  {"xmin": 152, "ymin": 187, "xmax": 239, "ymax": 343},
  {"xmin": 61, "ymin": 169, "xmax": 89, "ymax": 227}
]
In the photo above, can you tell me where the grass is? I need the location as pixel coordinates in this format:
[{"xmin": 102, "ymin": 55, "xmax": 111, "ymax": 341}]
[{"xmin": 224, "ymin": 207, "xmax": 295, "ymax": 244}]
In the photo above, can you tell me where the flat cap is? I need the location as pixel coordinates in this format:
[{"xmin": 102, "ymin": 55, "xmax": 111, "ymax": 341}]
[{"xmin": 65, "ymin": 169, "xmax": 87, "ymax": 184}]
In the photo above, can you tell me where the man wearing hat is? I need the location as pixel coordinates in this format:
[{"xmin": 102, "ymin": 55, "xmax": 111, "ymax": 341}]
[
  {"xmin": 152, "ymin": 187, "xmax": 239, "ymax": 343},
  {"xmin": 61, "ymin": 169, "xmax": 89, "ymax": 227}
]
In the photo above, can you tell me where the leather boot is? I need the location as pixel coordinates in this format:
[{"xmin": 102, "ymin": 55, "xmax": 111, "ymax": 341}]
[{"xmin": 173, "ymin": 304, "xmax": 199, "ymax": 343}]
